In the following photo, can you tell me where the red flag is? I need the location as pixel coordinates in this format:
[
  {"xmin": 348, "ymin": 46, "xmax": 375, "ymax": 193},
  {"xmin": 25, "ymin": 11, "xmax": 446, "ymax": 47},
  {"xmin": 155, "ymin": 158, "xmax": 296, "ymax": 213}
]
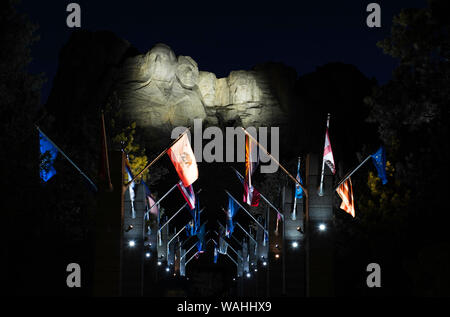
[
  {"xmin": 167, "ymin": 133, "xmax": 198, "ymax": 187},
  {"xmin": 336, "ymin": 178, "xmax": 355, "ymax": 217}
]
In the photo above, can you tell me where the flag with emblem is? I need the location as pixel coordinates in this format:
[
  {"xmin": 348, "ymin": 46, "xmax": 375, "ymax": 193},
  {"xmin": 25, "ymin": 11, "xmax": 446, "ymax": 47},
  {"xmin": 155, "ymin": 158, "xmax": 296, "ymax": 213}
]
[
  {"xmin": 371, "ymin": 146, "xmax": 388, "ymax": 185},
  {"xmin": 336, "ymin": 177, "xmax": 355, "ymax": 217},
  {"xmin": 322, "ymin": 123, "xmax": 336, "ymax": 174},
  {"xmin": 167, "ymin": 133, "xmax": 198, "ymax": 187}
]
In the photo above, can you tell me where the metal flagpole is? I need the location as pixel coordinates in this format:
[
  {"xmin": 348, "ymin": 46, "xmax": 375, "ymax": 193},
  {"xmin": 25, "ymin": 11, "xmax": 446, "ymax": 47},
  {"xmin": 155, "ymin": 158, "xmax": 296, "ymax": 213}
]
[
  {"xmin": 36, "ymin": 126, "xmax": 98, "ymax": 192},
  {"xmin": 292, "ymin": 157, "xmax": 301, "ymax": 220},
  {"xmin": 225, "ymin": 190, "xmax": 268, "ymax": 234},
  {"xmin": 236, "ymin": 222, "xmax": 257, "ymax": 245},
  {"xmin": 144, "ymin": 182, "xmax": 178, "ymax": 217},
  {"xmin": 216, "ymin": 221, "xmax": 243, "ymax": 248},
  {"xmin": 318, "ymin": 114, "xmax": 331, "ymax": 197},
  {"xmin": 334, "ymin": 155, "xmax": 371, "ymax": 191},
  {"xmin": 125, "ymin": 127, "xmax": 191, "ymax": 189},
  {"xmin": 158, "ymin": 189, "xmax": 202, "ymax": 232},
  {"xmin": 240, "ymin": 127, "xmax": 308, "ymax": 197},
  {"xmin": 231, "ymin": 167, "xmax": 284, "ymax": 221}
]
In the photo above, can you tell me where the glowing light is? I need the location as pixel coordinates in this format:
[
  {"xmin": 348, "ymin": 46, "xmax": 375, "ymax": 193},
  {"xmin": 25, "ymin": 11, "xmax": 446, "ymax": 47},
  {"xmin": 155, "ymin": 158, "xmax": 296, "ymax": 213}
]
[
  {"xmin": 128, "ymin": 240, "xmax": 135, "ymax": 247},
  {"xmin": 145, "ymin": 252, "xmax": 151, "ymax": 258},
  {"xmin": 275, "ymin": 254, "xmax": 280, "ymax": 259},
  {"xmin": 246, "ymin": 272, "xmax": 251, "ymax": 278},
  {"xmin": 319, "ymin": 224, "xmax": 326, "ymax": 231},
  {"xmin": 254, "ymin": 268, "xmax": 258, "ymax": 272},
  {"xmin": 157, "ymin": 261, "xmax": 162, "ymax": 266},
  {"xmin": 165, "ymin": 267, "xmax": 170, "ymax": 272},
  {"xmin": 292, "ymin": 241, "xmax": 299, "ymax": 248},
  {"xmin": 262, "ymin": 261, "xmax": 267, "ymax": 266}
]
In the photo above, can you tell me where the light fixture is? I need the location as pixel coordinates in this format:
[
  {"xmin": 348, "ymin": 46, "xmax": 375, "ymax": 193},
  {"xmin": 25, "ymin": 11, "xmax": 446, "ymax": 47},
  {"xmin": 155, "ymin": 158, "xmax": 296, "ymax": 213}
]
[
  {"xmin": 145, "ymin": 252, "xmax": 151, "ymax": 258},
  {"xmin": 125, "ymin": 225, "xmax": 134, "ymax": 232},
  {"xmin": 246, "ymin": 272, "xmax": 251, "ymax": 278},
  {"xmin": 157, "ymin": 261, "xmax": 162, "ymax": 266},
  {"xmin": 232, "ymin": 278, "xmax": 236, "ymax": 281},
  {"xmin": 275, "ymin": 254, "xmax": 280, "ymax": 259},
  {"xmin": 254, "ymin": 268, "xmax": 258, "ymax": 272},
  {"xmin": 165, "ymin": 267, "xmax": 170, "ymax": 272},
  {"xmin": 262, "ymin": 261, "xmax": 267, "ymax": 266},
  {"xmin": 292, "ymin": 241, "xmax": 299, "ymax": 248},
  {"xmin": 128, "ymin": 240, "xmax": 135, "ymax": 247},
  {"xmin": 319, "ymin": 224, "xmax": 326, "ymax": 231}
]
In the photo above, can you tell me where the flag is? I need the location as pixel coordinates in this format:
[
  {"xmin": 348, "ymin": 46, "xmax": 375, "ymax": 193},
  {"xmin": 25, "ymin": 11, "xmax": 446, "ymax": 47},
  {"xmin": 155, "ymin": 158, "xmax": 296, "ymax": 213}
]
[
  {"xmin": 243, "ymin": 135, "xmax": 260, "ymax": 206},
  {"xmin": 336, "ymin": 177, "xmax": 355, "ymax": 217},
  {"xmin": 143, "ymin": 180, "xmax": 159, "ymax": 216},
  {"xmin": 98, "ymin": 112, "xmax": 112, "ymax": 190},
  {"xmin": 322, "ymin": 125, "xmax": 336, "ymax": 174},
  {"xmin": 167, "ymin": 133, "xmax": 198, "ymax": 187},
  {"xmin": 177, "ymin": 180, "xmax": 195, "ymax": 210},
  {"xmin": 225, "ymin": 195, "xmax": 240, "ymax": 237},
  {"xmin": 213, "ymin": 245, "xmax": 219, "ymax": 264},
  {"xmin": 186, "ymin": 199, "xmax": 200, "ymax": 236},
  {"xmin": 275, "ymin": 211, "xmax": 282, "ymax": 234},
  {"xmin": 295, "ymin": 159, "xmax": 303, "ymax": 199},
  {"xmin": 185, "ymin": 219, "xmax": 195, "ymax": 237},
  {"xmin": 196, "ymin": 223, "xmax": 206, "ymax": 253},
  {"xmin": 371, "ymin": 146, "xmax": 388, "ymax": 185},
  {"xmin": 125, "ymin": 161, "xmax": 136, "ymax": 218},
  {"xmin": 39, "ymin": 131, "xmax": 58, "ymax": 182},
  {"xmin": 234, "ymin": 168, "xmax": 260, "ymax": 207}
]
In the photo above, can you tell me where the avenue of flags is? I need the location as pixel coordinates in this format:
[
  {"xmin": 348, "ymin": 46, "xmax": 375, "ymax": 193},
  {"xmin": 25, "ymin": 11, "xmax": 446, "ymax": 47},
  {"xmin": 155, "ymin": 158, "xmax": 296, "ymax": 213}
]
[{"xmin": 37, "ymin": 111, "xmax": 391, "ymax": 269}]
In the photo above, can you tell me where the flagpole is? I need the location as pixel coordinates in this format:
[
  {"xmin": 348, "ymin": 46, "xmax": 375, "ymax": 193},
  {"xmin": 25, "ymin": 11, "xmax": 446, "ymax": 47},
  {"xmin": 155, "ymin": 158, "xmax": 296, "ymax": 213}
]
[
  {"xmin": 318, "ymin": 113, "xmax": 331, "ymax": 197},
  {"xmin": 144, "ymin": 182, "xmax": 178, "ymax": 217},
  {"xmin": 292, "ymin": 156, "xmax": 301, "ymax": 220},
  {"xmin": 225, "ymin": 190, "xmax": 268, "ymax": 234},
  {"xmin": 36, "ymin": 126, "xmax": 98, "ymax": 192},
  {"xmin": 240, "ymin": 127, "xmax": 308, "ymax": 198},
  {"xmin": 100, "ymin": 111, "xmax": 113, "ymax": 191},
  {"xmin": 125, "ymin": 127, "xmax": 191, "ymax": 190},
  {"xmin": 334, "ymin": 154, "xmax": 371, "ymax": 191},
  {"xmin": 231, "ymin": 167, "xmax": 284, "ymax": 220}
]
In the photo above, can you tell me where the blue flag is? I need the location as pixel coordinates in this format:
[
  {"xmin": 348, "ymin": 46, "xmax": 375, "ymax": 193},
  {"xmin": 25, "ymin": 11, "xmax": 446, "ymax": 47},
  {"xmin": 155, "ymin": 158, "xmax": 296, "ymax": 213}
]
[
  {"xmin": 225, "ymin": 195, "xmax": 240, "ymax": 238},
  {"xmin": 213, "ymin": 245, "xmax": 218, "ymax": 264},
  {"xmin": 196, "ymin": 223, "xmax": 206, "ymax": 253},
  {"xmin": 371, "ymin": 146, "xmax": 388, "ymax": 185},
  {"xmin": 295, "ymin": 159, "xmax": 303, "ymax": 199},
  {"xmin": 39, "ymin": 131, "xmax": 58, "ymax": 182}
]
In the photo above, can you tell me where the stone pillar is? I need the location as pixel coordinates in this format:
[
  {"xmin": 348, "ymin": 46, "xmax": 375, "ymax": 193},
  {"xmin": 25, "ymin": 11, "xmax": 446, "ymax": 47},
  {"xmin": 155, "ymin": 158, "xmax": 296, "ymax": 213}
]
[
  {"xmin": 306, "ymin": 153, "xmax": 334, "ymax": 296},
  {"xmin": 93, "ymin": 150, "xmax": 124, "ymax": 296},
  {"xmin": 122, "ymin": 182, "xmax": 146, "ymax": 296}
]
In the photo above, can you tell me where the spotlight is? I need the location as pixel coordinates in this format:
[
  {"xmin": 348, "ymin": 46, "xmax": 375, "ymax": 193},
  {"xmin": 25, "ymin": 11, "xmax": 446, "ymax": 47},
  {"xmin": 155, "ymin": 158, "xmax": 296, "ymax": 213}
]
[
  {"xmin": 246, "ymin": 272, "xmax": 251, "ymax": 278},
  {"xmin": 296, "ymin": 226, "xmax": 304, "ymax": 233},
  {"xmin": 292, "ymin": 241, "xmax": 299, "ymax": 248},
  {"xmin": 157, "ymin": 261, "xmax": 162, "ymax": 266},
  {"xmin": 262, "ymin": 261, "xmax": 267, "ymax": 266},
  {"xmin": 128, "ymin": 240, "xmax": 135, "ymax": 247},
  {"xmin": 165, "ymin": 267, "xmax": 170, "ymax": 272},
  {"xmin": 319, "ymin": 224, "xmax": 326, "ymax": 231},
  {"xmin": 275, "ymin": 254, "xmax": 280, "ymax": 259},
  {"xmin": 145, "ymin": 252, "xmax": 151, "ymax": 258},
  {"xmin": 232, "ymin": 278, "xmax": 236, "ymax": 281},
  {"xmin": 254, "ymin": 268, "xmax": 258, "ymax": 272},
  {"xmin": 125, "ymin": 225, "xmax": 134, "ymax": 232}
]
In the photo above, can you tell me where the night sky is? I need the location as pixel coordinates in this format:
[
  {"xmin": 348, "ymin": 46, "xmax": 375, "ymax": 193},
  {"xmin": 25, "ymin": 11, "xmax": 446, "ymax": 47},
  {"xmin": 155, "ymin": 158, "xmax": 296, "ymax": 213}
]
[{"xmin": 19, "ymin": 0, "xmax": 427, "ymax": 104}]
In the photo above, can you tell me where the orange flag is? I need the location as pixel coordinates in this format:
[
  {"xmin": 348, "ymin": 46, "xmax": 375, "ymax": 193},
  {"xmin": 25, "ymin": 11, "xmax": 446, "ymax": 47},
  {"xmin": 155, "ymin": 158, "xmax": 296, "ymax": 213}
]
[
  {"xmin": 167, "ymin": 133, "xmax": 198, "ymax": 187},
  {"xmin": 336, "ymin": 177, "xmax": 355, "ymax": 217}
]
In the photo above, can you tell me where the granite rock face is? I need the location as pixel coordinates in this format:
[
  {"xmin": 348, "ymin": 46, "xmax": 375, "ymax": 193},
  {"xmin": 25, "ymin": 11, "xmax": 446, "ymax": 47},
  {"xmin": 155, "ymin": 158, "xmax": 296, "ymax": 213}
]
[
  {"xmin": 46, "ymin": 31, "xmax": 298, "ymax": 146},
  {"xmin": 115, "ymin": 43, "xmax": 295, "ymax": 134}
]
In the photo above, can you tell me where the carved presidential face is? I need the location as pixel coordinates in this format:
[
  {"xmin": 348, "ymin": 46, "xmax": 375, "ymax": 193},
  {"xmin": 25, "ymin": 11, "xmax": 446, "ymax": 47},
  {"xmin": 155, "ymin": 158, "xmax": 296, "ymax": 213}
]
[
  {"xmin": 147, "ymin": 43, "xmax": 177, "ymax": 83},
  {"xmin": 176, "ymin": 55, "xmax": 199, "ymax": 89}
]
